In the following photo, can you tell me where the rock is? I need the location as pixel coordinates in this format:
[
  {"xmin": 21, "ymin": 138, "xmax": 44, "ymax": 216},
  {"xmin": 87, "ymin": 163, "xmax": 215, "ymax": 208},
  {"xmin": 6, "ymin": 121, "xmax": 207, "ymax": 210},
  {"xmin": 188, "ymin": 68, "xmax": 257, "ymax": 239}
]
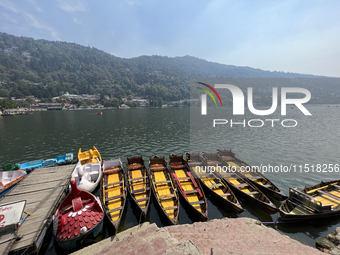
[
  {"xmin": 330, "ymin": 247, "xmax": 340, "ymax": 255},
  {"xmin": 316, "ymin": 228, "xmax": 340, "ymax": 254},
  {"xmin": 316, "ymin": 236, "xmax": 337, "ymax": 250},
  {"xmin": 163, "ymin": 240, "xmax": 202, "ymax": 255}
]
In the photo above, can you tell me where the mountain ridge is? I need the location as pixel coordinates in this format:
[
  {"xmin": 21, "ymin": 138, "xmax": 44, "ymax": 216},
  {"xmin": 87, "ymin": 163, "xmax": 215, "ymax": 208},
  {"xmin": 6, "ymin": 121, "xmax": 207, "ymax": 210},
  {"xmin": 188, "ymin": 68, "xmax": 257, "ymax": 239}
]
[{"xmin": 0, "ymin": 32, "xmax": 338, "ymax": 104}]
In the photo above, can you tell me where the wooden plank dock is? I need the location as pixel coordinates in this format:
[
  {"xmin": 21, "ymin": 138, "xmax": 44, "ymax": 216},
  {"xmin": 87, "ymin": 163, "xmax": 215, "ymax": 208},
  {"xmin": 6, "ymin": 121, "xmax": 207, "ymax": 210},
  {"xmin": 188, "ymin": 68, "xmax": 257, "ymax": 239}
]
[{"xmin": 0, "ymin": 164, "xmax": 74, "ymax": 254}]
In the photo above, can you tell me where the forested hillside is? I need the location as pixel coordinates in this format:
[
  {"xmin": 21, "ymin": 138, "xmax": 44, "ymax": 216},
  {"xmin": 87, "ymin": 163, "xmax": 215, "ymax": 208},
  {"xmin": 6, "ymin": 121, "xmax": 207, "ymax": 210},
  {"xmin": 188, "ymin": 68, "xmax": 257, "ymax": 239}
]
[{"xmin": 0, "ymin": 32, "xmax": 339, "ymax": 104}]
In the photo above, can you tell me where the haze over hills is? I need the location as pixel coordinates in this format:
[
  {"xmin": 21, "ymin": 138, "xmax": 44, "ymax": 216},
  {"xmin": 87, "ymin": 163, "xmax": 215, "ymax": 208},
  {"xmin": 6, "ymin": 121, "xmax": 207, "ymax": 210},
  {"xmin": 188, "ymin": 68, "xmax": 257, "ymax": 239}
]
[{"xmin": 0, "ymin": 32, "xmax": 339, "ymax": 104}]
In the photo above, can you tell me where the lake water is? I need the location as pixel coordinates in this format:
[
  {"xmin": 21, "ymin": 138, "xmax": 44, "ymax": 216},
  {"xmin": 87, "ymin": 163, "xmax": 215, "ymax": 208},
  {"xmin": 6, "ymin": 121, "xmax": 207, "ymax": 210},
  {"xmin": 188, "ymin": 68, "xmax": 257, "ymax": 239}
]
[{"xmin": 0, "ymin": 106, "xmax": 340, "ymax": 254}]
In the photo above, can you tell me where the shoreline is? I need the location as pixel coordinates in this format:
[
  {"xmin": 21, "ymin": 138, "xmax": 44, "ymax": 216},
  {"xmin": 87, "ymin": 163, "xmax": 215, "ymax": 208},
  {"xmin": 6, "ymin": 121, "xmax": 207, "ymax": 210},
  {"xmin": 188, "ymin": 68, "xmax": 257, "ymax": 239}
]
[{"xmin": 71, "ymin": 217, "xmax": 323, "ymax": 255}]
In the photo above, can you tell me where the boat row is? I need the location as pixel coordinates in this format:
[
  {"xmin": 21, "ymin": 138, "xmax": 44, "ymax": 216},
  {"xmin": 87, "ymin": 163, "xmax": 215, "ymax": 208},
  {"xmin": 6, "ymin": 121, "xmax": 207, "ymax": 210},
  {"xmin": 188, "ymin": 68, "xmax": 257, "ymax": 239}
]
[
  {"xmin": 3, "ymin": 153, "xmax": 74, "ymax": 172},
  {"xmin": 52, "ymin": 147, "xmax": 290, "ymax": 249},
  {"xmin": 9, "ymin": 146, "xmax": 340, "ymax": 250}
]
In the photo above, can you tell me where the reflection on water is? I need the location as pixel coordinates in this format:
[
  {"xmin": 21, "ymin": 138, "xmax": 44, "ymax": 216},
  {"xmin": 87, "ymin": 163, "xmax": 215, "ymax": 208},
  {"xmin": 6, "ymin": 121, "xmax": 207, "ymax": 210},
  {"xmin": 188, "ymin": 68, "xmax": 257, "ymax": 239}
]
[{"xmin": 0, "ymin": 106, "xmax": 340, "ymax": 253}]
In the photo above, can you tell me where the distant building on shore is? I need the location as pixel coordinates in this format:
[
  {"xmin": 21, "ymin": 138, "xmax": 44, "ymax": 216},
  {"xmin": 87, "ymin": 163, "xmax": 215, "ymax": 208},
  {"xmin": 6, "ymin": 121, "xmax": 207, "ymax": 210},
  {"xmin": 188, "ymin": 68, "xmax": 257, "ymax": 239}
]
[{"xmin": 30, "ymin": 103, "xmax": 63, "ymax": 110}]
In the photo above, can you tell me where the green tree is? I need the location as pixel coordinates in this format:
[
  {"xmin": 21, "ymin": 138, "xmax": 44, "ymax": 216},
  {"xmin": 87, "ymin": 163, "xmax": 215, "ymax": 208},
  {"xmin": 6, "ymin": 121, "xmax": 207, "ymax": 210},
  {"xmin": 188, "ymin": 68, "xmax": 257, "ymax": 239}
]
[
  {"xmin": 0, "ymin": 88, "xmax": 9, "ymax": 97},
  {"xmin": 0, "ymin": 99, "xmax": 18, "ymax": 109}
]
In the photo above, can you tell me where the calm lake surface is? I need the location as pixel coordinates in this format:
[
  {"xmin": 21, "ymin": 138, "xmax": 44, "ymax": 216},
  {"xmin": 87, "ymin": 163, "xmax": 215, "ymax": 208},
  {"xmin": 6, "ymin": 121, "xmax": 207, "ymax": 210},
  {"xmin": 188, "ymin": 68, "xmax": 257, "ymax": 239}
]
[{"xmin": 0, "ymin": 105, "xmax": 340, "ymax": 254}]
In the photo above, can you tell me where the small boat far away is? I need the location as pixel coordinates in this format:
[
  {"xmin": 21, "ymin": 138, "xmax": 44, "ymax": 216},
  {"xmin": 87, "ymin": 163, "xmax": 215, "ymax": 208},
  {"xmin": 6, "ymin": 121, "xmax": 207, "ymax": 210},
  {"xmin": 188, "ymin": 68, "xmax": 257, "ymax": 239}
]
[
  {"xmin": 149, "ymin": 156, "xmax": 179, "ymax": 225},
  {"xmin": 169, "ymin": 154, "xmax": 208, "ymax": 221},
  {"xmin": 100, "ymin": 158, "xmax": 127, "ymax": 233},
  {"xmin": 126, "ymin": 156, "xmax": 151, "ymax": 217}
]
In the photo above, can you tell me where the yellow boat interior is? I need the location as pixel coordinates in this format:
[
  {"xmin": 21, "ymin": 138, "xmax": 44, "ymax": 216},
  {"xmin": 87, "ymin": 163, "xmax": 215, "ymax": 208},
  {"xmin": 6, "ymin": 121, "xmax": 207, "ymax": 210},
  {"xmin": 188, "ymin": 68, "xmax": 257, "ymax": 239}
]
[
  {"xmin": 169, "ymin": 155, "xmax": 206, "ymax": 216},
  {"xmin": 149, "ymin": 157, "xmax": 178, "ymax": 223},
  {"xmin": 203, "ymin": 153, "xmax": 260, "ymax": 200},
  {"xmin": 283, "ymin": 182, "xmax": 340, "ymax": 216},
  {"xmin": 126, "ymin": 157, "xmax": 150, "ymax": 212},
  {"xmin": 78, "ymin": 146, "xmax": 102, "ymax": 165},
  {"xmin": 192, "ymin": 165, "xmax": 239, "ymax": 206},
  {"xmin": 102, "ymin": 161, "xmax": 125, "ymax": 228}
]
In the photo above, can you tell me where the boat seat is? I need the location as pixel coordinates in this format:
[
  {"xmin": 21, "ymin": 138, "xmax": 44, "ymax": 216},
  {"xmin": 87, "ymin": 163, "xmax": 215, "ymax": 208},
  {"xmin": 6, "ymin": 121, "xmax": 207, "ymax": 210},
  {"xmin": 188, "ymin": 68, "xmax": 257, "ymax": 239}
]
[
  {"xmin": 317, "ymin": 190, "xmax": 340, "ymax": 201},
  {"xmin": 106, "ymin": 194, "xmax": 124, "ymax": 201},
  {"xmin": 246, "ymin": 191, "xmax": 259, "ymax": 195},
  {"xmin": 171, "ymin": 165, "xmax": 185, "ymax": 170},
  {"xmin": 234, "ymin": 183, "xmax": 248, "ymax": 188},
  {"xmin": 185, "ymin": 190, "xmax": 198, "ymax": 194},
  {"xmin": 208, "ymin": 183, "xmax": 223, "ymax": 188},
  {"xmin": 221, "ymin": 156, "xmax": 234, "ymax": 161},
  {"xmin": 159, "ymin": 194, "xmax": 176, "ymax": 199},
  {"xmin": 199, "ymin": 175, "xmax": 213, "ymax": 179},
  {"xmin": 130, "ymin": 176, "xmax": 147, "ymax": 181},
  {"xmin": 333, "ymin": 185, "xmax": 340, "ymax": 190},
  {"xmin": 262, "ymin": 184, "xmax": 272, "ymax": 188},
  {"xmin": 249, "ymin": 176, "xmax": 263, "ymax": 180},
  {"xmin": 130, "ymin": 181, "xmax": 147, "ymax": 186},
  {"xmin": 220, "ymin": 193, "xmax": 231, "ymax": 197},
  {"xmin": 154, "ymin": 180, "xmax": 171, "ymax": 185},
  {"xmin": 128, "ymin": 165, "xmax": 143, "ymax": 170},
  {"xmin": 72, "ymin": 197, "xmax": 83, "ymax": 211},
  {"xmin": 150, "ymin": 167, "xmax": 166, "ymax": 172},
  {"xmin": 89, "ymin": 171, "xmax": 99, "ymax": 182},
  {"xmin": 105, "ymin": 181, "xmax": 123, "ymax": 188},
  {"xmin": 177, "ymin": 177, "xmax": 191, "ymax": 180},
  {"xmin": 108, "ymin": 206, "xmax": 123, "ymax": 214},
  {"xmin": 190, "ymin": 201, "xmax": 205, "ymax": 205},
  {"xmin": 132, "ymin": 187, "xmax": 150, "ymax": 193},
  {"xmin": 207, "ymin": 160, "xmax": 220, "ymax": 164},
  {"xmin": 136, "ymin": 197, "xmax": 149, "ymax": 202},
  {"xmin": 163, "ymin": 206, "xmax": 177, "ymax": 210},
  {"xmin": 104, "ymin": 166, "xmax": 121, "ymax": 174}
]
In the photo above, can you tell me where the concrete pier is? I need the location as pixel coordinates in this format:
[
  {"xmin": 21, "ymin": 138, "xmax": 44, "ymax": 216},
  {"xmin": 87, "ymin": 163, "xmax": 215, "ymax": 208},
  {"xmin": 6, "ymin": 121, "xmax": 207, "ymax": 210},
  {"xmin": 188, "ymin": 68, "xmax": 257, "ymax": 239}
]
[{"xmin": 71, "ymin": 217, "xmax": 323, "ymax": 255}]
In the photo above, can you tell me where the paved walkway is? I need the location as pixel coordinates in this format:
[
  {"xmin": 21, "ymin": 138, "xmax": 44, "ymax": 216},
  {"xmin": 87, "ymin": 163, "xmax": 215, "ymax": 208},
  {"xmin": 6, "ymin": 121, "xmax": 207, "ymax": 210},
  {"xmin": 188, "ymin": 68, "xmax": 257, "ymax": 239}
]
[{"xmin": 72, "ymin": 217, "xmax": 324, "ymax": 255}]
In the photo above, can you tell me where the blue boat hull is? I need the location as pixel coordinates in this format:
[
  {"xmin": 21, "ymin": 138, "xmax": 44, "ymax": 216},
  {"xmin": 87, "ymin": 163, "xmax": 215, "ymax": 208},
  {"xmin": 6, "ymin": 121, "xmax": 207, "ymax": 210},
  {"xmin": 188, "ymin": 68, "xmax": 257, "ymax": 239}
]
[
  {"xmin": 19, "ymin": 160, "xmax": 44, "ymax": 171},
  {"xmin": 56, "ymin": 153, "xmax": 74, "ymax": 165}
]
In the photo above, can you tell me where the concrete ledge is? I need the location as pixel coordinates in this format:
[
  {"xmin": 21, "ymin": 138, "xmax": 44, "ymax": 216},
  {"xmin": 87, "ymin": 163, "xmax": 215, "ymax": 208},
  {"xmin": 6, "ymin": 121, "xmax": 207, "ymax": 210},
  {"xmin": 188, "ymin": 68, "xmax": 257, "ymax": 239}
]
[{"xmin": 71, "ymin": 217, "xmax": 324, "ymax": 255}]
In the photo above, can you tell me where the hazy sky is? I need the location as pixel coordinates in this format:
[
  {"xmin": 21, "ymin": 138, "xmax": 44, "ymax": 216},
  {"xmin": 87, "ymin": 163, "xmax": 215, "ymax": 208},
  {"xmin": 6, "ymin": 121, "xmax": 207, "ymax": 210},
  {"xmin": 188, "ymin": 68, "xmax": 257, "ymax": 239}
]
[{"xmin": 0, "ymin": 0, "xmax": 339, "ymax": 77}]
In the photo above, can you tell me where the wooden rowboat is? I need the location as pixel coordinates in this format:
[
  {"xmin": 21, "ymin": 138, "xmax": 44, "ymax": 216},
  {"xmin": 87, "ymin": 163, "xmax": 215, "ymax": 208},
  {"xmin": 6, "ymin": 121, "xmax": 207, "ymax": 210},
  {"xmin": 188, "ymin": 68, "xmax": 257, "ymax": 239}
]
[
  {"xmin": 202, "ymin": 152, "xmax": 277, "ymax": 214},
  {"xmin": 126, "ymin": 156, "xmax": 151, "ymax": 216},
  {"xmin": 185, "ymin": 153, "xmax": 243, "ymax": 213},
  {"xmin": 149, "ymin": 156, "xmax": 179, "ymax": 225},
  {"xmin": 100, "ymin": 159, "xmax": 127, "ymax": 233},
  {"xmin": 78, "ymin": 146, "xmax": 102, "ymax": 165},
  {"xmin": 169, "ymin": 154, "xmax": 208, "ymax": 221},
  {"xmin": 217, "ymin": 149, "xmax": 287, "ymax": 200},
  {"xmin": 53, "ymin": 178, "xmax": 104, "ymax": 250},
  {"xmin": 279, "ymin": 180, "xmax": 340, "ymax": 220}
]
